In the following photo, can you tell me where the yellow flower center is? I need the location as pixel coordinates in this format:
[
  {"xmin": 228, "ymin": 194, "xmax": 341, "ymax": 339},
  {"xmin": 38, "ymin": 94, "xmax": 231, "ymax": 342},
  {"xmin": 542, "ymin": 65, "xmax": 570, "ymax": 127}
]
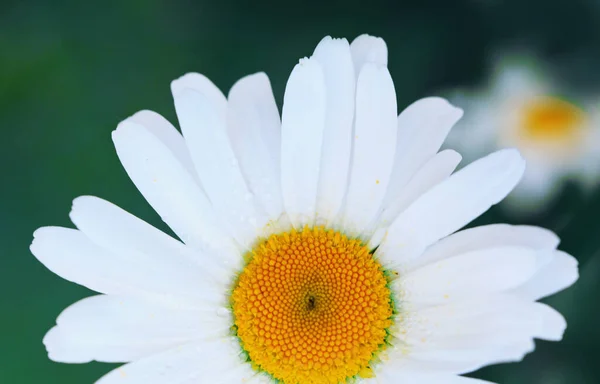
[
  {"xmin": 519, "ymin": 97, "xmax": 586, "ymax": 143},
  {"xmin": 231, "ymin": 227, "xmax": 394, "ymax": 384}
]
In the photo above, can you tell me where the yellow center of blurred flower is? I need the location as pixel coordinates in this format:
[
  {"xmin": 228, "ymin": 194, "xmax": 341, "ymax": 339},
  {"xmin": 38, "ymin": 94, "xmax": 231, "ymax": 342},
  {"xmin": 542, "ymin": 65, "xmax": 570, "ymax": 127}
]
[
  {"xmin": 520, "ymin": 97, "xmax": 586, "ymax": 143},
  {"xmin": 231, "ymin": 227, "xmax": 394, "ymax": 384}
]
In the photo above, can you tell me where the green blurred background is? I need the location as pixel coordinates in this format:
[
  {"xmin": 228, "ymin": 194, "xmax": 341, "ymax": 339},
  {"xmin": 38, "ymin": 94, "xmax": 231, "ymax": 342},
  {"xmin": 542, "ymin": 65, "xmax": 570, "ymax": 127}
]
[{"xmin": 2, "ymin": 0, "xmax": 600, "ymax": 382}]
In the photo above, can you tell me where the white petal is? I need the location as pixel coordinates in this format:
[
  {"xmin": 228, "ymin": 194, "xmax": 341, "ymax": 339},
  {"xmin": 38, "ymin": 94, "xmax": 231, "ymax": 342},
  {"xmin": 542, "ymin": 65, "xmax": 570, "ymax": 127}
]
[
  {"xmin": 95, "ymin": 339, "xmax": 263, "ymax": 384},
  {"xmin": 31, "ymin": 227, "xmax": 132, "ymax": 295},
  {"xmin": 380, "ymin": 342, "xmax": 532, "ymax": 378},
  {"xmin": 173, "ymin": 88, "xmax": 267, "ymax": 248},
  {"xmin": 401, "ymin": 296, "xmax": 553, "ymax": 346},
  {"xmin": 406, "ymin": 224, "xmax": 560, "ymax": 272},
  {"xmin": 531, "ymin": 303, "xmax": 567, "ymax": 341},
  {"xmin": 377, "ymin": 149, "xmax": 462, "ymax": 229},
  {"xmin": 383, "ymin": 97, "xmax": 463, "ymax": 208},
  {"xmin": 377, "ymin": 149, "xmax": 526, "ymax": 265},
  {"xmin": 69, "ymin": 196, "xmax": 234, "ymax": 283},
  {"xmin": 112, "ymin": 120, "xmax": 235, "ymax": 252},
  {"xmin": 171, "ymin": 72, "xmax": 227, "ymax": 119},
  {"xmin": 512, "ymin": 250, "xmax": 579, "ymax": 301},
  {"xmin": 311, "ymin": 36, "xmax": 356, "ymax": 224},
  {"xmin": 350, "ymin": 34, "xmax": 387, "ymax": 72},
  {"xmin": 227, "ymin": 73, "xmax": 283, "ymax": 221},
  {"xmin": 342, "ymin": 63, "xmax": 397, "ymax": 235},
  {"xmin": 381, "ymin": 340, "xmax": 532, "ymax": 377},
  {"xmin": 30, "ymin": 227, "xmax": 221, "ymax": 303},
  {"xmin": 385, "ymin": 296, "xmax": 546, "ymax": 375},
  {"xmin": 127, "ymin": 110, "xmax": 198, "ymax": 181},
  {"xmin": 378, "ymin": 370, "xmax": 494, "ymax": 384},
  {"xmin": 280, "ymin": 58, "xmax": 327, "ymax": 226},
  {"xmin": 44, "ymin": 295, "xmax": 229, "ymax": 363},
  {"xmin": 375, "ymin": 373, "xmax": 496, "ymax": 384},
  {"xmin": 398, "ymin": 247, "xmax": 538, "ymax": 305}
]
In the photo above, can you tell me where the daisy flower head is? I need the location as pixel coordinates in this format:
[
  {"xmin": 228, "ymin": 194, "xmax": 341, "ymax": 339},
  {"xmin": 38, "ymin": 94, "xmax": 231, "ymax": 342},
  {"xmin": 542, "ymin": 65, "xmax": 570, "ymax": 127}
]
[
  {"xmin": 445, "ymin": 53, "xmax": 600, "ymax": 214},
  {"xmin": 31, "ymin": 35, "xmax": 579, "ymax": 384}
]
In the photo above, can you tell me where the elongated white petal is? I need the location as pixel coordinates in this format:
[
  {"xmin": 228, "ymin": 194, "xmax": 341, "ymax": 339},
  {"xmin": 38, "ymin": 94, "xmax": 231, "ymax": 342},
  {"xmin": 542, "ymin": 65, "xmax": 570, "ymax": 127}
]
[
  {"xmin": 377, "ymin": 149, "xmax": 526, "ymax": 265},
  {"xmin": 532, "ymin": 302, "xmax": 567, "ymax": 341},
  {"xmin": 512, "ymin": 250, "xmax": 578, "ymax": 301},
  {"xmin": 31, "ymin": 227, "xmax": 133, "ymax": 295},
  {"xmin": 398, "ymin": 247, "xmax": 538, "ymax": 305},
  {"xmin": 342, "ymin": 63, "xmax": 397, "ymax": 235},
  {"xmin": 174, "ymin": 88, "xmax": 267, "ymax": 248},
  {"xmin": 378, "ymin": 149, "xmax": 462, "ymax": 229},
  {"xmin": 350, "ymin": 34, "xmax": 387, "ymax": 73},
  {"xmin": 312, "ymin": 36, "xmax": 356, "ymax": 224},
  {"xmin": 30, "ymin": 227, "xmax": 220, "ymax": 303},
  {"xmin": 44, "ymin": 295, "xmax": 229, "ymax": 363},
  {"xmin": 171, "ymin": 72, "xmax": 227, "ymax": 119},
  {"xmin": 387, "ymin": 302, "xmax": 564, "ymax": 375},
  {"xmin": 95, "ymin": 339, "xmax": 264, "ymax": 384},
  {"xmin": 69, "ymin": 196, "xmax": 234, "ymax": 283},
  {"xmin": 281, "ymin": 58, "xmax": 327, "ymax": 226},
  {"xmin": 127, "ymin": 110, "xmax": 198, "ymax": 181},
  {"xmin": 375, "ymin": 373, "xmax": 496, "ymax": 384},
  {"xmin": 401, "ymin": 296, "xmax": 563, "ymax": 346},
  {"xmin": 227, "ymin": 72, "xmax": 283, "ymax": 220},
  {"xmin": 112, "ymin": 121, "xmax": 236, "ymax": 252},
  {"xmin": 383, "ymin": 296, "xmax": 550, "ymax": 376},
  {"xmin": 406, "ymin": 224, "xmax": 559, "ymax": 272},
  {"xmin": 386, "ymin": 340, "xmax": 535, "ymax": 377},
  {"xmin": 384, "ymin": 97, "xmax": 463, "ymax": 207}
]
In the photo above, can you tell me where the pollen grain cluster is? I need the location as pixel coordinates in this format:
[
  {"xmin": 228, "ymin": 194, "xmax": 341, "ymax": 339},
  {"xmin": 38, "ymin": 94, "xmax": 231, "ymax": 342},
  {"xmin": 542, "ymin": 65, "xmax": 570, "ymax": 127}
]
[{"xmin": 231, "ymin": 227, "xmax": 393, "ymax": 384}]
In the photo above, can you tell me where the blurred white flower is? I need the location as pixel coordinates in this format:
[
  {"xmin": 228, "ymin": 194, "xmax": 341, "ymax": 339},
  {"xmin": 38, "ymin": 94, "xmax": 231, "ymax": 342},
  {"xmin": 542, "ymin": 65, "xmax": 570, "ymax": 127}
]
[{"xmin": 445, "ymin": 55, "xmax": 600, "ymax": 214}]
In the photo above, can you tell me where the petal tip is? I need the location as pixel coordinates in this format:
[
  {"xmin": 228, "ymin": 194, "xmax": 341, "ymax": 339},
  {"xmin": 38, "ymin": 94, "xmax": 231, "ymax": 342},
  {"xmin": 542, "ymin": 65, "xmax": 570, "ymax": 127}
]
[
  {"xmin": 30, "ymin": 226, "xmax": 53, "ymax": 253},
  {"xmin": 69, "ymin": 195, "xmax": 98, "ymax": 223},
  {"xmin": 170, "ymin": 72, "xmax": 205, "ymax": 95},
  {"xmin": 350, "ymin": 34, "xmax": 388, "ymax": 67},
  {"xmin": 228, "ymin": 71, "xmax": 270, "ymax": 99},
  {"xmin": 314, "ymin": 35, "xmax": 350, "ymax": 53},
  {"xmin": 43, "ymin": 326, "xmax": 92, "ymax": 364}
]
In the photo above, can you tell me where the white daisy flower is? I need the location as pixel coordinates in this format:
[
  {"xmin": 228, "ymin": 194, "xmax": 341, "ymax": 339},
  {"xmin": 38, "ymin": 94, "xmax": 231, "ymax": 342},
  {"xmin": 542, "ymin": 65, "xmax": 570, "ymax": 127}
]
[
  {"xmin": 445, "ymin": 54, "xmax": 600, "ymax": 213},
  {"xmin": 31, "ymin": 35, "xmax": 579, "ymax": 384}
]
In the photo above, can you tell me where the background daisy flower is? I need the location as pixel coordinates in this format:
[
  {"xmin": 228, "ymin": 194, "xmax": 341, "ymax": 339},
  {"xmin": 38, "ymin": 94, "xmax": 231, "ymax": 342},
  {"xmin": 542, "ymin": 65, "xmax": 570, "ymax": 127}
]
[
  {"xmin": 29, "ymin": 35, "xmax": 578, "ymax": 384},
  {"xmin": 444, "ymin": 54, "xmax": 600, "ymax": 214}
]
